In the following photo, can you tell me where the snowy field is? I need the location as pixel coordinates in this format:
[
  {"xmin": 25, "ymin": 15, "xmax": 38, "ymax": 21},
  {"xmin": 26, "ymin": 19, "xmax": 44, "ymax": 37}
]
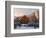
[{"xmin": 14, "ymin": 23, "xmax": 39, "ymax": 29}]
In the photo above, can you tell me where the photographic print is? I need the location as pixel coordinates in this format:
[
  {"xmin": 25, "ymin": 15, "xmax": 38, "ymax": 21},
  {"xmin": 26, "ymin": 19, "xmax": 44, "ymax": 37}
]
[
  {"xmin": 14, "ymin": 8, "xmax": 39, "ymax": 29},
  {"xmin": 5, "ymin": 1, "xmax": 45, "ymax": 37}
]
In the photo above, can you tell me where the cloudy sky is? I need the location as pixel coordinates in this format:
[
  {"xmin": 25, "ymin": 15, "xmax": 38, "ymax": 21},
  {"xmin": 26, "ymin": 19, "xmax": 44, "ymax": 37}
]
[{"xmin": 14, "ymin": 8, "xmax": 38, "ymax": 17}]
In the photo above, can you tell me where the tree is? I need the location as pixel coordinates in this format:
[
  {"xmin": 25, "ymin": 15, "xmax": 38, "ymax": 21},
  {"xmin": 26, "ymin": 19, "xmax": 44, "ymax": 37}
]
[
  {"xmin": 14, "ymin": 17, "xmax": 20, "ymax": 24},
  {"xmin": 31, "ymin": 12, "xmax": 37, "ymax": 23},
  {"xmin": 20, "ymin": 15, "xmax": 29, "ymax": 24}
]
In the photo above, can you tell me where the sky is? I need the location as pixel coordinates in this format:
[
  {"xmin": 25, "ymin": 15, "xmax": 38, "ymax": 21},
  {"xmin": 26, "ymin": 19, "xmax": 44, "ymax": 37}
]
[{"xmin": 14, "ymin": 8, "xmax": 38, "ymax": 17}]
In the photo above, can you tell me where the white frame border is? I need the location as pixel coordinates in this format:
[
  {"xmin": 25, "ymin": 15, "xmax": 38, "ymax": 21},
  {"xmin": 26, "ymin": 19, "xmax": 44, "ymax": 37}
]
[{"xmin": 11, "ymin": 5, "xmax": 42, "ymax": 34}]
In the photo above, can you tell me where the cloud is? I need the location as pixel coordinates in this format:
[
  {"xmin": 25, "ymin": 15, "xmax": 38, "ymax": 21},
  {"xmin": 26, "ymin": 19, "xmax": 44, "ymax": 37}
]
[{"xmin": 14, "ymin": 8, "xmax": 38, "ymax": 17}]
